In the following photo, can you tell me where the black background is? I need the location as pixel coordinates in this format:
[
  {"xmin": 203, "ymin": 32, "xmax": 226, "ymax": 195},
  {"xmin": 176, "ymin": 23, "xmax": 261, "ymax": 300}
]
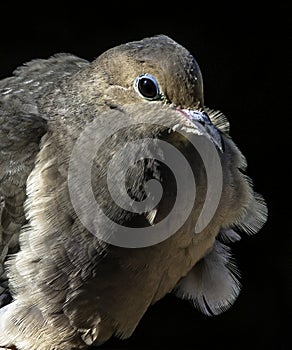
[{"xmin": 1, "ymin": 4, "xmax": 290, "ymax": 350}]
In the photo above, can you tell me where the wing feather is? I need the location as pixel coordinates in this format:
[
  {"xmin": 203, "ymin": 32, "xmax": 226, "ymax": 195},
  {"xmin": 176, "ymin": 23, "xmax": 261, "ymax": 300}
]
[{"xmin": 0, "ymin": 53, "xmax": 88, "ymax": 305}]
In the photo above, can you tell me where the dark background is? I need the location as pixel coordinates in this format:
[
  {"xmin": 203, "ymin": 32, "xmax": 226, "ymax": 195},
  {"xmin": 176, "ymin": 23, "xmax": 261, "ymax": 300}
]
[{"xmin": 1, "ymin": 4, "xmax": 290, "ymax": 350}]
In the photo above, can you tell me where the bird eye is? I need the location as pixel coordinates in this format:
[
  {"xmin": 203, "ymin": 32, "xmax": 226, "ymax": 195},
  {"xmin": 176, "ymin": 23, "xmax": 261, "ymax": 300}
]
[{"xmin": 134, "ymin": 74, "xmax": 162, "ymax": 100}]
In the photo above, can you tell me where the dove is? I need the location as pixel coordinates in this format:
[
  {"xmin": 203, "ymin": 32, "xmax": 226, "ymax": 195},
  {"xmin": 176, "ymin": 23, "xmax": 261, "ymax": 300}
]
[{"xmin": 0, "ymin": 35, "xmax": 267, "ymax": 349}]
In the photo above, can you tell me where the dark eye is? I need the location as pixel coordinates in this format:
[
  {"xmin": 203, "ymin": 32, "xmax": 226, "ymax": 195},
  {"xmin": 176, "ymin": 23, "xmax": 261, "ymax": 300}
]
[{"xmin": 134, "ymin": 74, "xmax": 162, "ymax": 100}]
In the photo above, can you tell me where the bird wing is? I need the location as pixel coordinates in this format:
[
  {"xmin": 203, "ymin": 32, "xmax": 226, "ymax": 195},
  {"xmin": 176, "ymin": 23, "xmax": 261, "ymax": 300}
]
[{"xmin": 0, "ymin": 54, "xmax": 89, "ymax": 302}]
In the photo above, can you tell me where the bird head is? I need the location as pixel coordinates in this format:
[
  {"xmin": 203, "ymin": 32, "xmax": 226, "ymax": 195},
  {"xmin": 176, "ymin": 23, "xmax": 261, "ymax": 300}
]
[
  {"xmin": 52, "ymin": 34, "xmax": 222, "ymax": 153},
  {"xmin": 92, "ymin": 34, "xmax": 204, "ymax": 109}
]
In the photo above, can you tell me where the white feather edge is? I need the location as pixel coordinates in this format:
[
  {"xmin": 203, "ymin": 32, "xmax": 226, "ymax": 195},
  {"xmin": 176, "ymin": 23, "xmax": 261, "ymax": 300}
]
[
  {"xmin": 146, "ymin": 208, "xmax": 158, "ymax": 225},
  {"xmin": 235, "ymin": 192, "xmax": 268, "ymax": 235},
  {"xmin": 173, "ymin": 240, "xmax": 241, "ymax": 316},
  {"xmin": 0, "ymin": 302, "xmax": 12, "ymax": 346},
  {"xmin": 203, "ymin": 107, "xmax": 230, "ymax": 134}
]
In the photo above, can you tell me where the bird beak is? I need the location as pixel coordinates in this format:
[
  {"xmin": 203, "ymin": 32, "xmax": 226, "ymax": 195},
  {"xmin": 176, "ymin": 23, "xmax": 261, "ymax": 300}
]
[{"xmin": 176, "ymin": 108, "xmax": 223, "ymax": 153}]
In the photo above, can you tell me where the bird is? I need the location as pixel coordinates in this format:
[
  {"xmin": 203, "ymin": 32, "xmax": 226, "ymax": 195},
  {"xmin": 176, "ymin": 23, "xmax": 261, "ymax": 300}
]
[{"xmin": 0, "ymin": 34, "xmax": 267, "ymax": 349}]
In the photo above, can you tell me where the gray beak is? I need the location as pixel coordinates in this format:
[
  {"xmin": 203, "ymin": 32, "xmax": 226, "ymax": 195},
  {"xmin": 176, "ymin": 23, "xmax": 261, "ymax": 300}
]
[{"xmin": 177, "ymin": 109, "xmax": 223, "ymax": 153}]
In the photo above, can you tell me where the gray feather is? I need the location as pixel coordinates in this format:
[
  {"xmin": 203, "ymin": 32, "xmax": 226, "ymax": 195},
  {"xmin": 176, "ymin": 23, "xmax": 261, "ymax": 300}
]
[{"xmin": 174, "ymin": 240, "xmax": 241, "ymax": 316}]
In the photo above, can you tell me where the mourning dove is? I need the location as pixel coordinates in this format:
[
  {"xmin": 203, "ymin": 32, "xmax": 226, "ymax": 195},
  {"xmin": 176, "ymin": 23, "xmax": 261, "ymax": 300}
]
[{"xmin": 0, "ymin": 35, "xmax": 267, "ymax": 349}]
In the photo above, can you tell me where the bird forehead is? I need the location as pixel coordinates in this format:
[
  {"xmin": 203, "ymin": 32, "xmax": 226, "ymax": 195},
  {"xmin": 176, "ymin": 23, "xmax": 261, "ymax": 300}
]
[
  {"xmin": 96, "ymin": 35, "xmax": 199, "ymax": 78},
  {"xmin": 121, "ymin": 35, "xmax": 200, "ymax": 77}
]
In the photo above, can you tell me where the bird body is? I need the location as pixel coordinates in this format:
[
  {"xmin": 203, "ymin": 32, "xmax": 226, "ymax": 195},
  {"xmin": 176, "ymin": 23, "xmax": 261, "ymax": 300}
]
[{"xmin": 0, "ymin": 35, "xmax": 267, "ymax": 349}]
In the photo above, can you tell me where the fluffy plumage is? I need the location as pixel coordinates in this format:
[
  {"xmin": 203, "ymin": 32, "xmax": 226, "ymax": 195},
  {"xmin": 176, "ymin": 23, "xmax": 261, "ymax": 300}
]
[{"xmin": 0, "ymin": 35, "xmax": 267, "ymax": 349}]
